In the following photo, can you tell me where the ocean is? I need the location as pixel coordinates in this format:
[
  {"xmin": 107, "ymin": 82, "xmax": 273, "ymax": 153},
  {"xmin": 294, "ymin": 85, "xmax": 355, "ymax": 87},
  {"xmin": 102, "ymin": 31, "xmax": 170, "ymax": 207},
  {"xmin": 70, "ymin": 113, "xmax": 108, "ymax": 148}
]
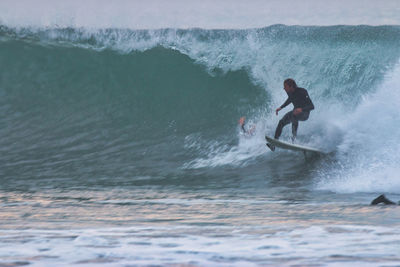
[{"xmin": 1, "ymin": 2, "xmax": 400, "ymax": 266}]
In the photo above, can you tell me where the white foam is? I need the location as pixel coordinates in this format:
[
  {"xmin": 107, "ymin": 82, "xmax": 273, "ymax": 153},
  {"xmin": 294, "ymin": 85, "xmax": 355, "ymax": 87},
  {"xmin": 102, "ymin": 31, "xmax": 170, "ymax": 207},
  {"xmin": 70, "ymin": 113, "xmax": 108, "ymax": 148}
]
[
  {"xmin": 1, "ymin": 225, "xmax": 399, "ymax": 266},
  {"xmin": 183, "ymin": 116, "xmax": 273, "ymax": 169},
  {"xmin": 317, "ymin": 61, "xmax": 400, "ymax": 193}
]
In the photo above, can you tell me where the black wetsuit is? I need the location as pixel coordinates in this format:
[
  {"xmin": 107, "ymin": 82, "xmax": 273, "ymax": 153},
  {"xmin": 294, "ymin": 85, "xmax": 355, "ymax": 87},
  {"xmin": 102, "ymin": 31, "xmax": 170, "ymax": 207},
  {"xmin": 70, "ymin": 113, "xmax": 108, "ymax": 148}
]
[
  {"xmin": 274, "ymin": 87, "xmax": 314, "ymax": 140},
  {"xmin": 371, "ymin": 194, "xmax": 398, "ymax": 205}
]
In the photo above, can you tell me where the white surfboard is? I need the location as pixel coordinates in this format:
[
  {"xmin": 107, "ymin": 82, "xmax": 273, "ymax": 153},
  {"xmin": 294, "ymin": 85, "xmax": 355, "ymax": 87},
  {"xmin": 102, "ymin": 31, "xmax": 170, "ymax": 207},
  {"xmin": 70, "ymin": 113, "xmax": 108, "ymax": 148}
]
[{"xmin": 265, "ymin": 135, "xmax": 325, "ymax": 154}]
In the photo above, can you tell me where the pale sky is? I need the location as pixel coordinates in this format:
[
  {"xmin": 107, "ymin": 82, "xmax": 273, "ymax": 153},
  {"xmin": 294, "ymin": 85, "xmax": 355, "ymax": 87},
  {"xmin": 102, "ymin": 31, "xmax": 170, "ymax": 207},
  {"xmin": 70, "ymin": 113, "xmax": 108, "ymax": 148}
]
[{"xmin": 1, "ymin": 0, "xmax": 399, "ymax": 29}]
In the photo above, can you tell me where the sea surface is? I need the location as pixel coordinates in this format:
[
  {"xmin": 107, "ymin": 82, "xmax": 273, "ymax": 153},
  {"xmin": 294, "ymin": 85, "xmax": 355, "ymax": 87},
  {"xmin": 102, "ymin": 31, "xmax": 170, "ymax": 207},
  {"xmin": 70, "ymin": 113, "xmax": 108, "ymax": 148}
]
[{"xmin": 1, "ymin": 10, "xmax": 400, "ymax": 267}]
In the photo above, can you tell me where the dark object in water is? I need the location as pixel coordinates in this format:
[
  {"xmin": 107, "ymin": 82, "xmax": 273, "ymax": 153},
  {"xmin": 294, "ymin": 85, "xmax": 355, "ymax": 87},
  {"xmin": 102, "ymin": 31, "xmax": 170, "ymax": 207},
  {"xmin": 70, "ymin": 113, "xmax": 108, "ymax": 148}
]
[
  {"xmin": 266, "ymin": 143, "xmax": 275, "ymax": 152},
  {"xmin": 371, "ymin": 194, "xmax": 396, "ymax": 205}
]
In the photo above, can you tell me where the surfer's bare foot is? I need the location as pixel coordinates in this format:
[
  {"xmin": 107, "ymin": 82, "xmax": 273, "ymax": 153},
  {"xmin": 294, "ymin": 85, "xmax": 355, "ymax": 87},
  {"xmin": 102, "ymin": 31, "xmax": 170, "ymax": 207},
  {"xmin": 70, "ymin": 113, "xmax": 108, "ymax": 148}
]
[{"xmin": 267, "ymin": 143, "xmax": 275, "ymax": 152}]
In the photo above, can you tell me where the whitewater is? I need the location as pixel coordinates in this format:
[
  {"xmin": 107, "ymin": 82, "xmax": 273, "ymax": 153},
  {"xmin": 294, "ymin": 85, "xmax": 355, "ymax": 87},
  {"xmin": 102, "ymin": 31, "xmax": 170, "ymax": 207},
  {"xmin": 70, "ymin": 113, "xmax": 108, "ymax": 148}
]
[{"xmin": 1, "ymin": 1, "xmax": 400, "ymax": 266}]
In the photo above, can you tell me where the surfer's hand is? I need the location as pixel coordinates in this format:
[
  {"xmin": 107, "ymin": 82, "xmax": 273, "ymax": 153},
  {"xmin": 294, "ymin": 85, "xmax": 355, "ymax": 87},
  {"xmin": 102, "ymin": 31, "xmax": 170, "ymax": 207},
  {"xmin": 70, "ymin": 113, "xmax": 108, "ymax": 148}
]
[
  {"xmin": 293, "ymin": 108, "xmax": 302, "ymax": 115},
  {"xmin": 275, "ymin": 107, "xmax": 281, "ymax": 115}
]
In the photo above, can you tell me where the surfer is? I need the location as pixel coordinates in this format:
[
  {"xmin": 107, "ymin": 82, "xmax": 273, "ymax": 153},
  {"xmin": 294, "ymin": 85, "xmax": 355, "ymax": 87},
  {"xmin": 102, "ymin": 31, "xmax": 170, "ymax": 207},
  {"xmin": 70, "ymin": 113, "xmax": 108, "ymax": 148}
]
[
  {"xmin": 267, "ymin": 79, "xmax": 314, "ymax": 151},
  {"xmin": 371, "ymin": 194, "xmax": 398, "ymax": 205},
  {"xmin": 239, "ymin": 117, "xmax": 256, "ymax": 136}
]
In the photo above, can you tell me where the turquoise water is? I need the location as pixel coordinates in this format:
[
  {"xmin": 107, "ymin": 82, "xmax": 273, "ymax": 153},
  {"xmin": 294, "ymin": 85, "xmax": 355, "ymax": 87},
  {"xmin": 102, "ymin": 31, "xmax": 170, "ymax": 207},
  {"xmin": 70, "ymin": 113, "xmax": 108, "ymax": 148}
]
[{"xmin": 1, "ymin": 25, "xmax": 400, "ymax": 266}]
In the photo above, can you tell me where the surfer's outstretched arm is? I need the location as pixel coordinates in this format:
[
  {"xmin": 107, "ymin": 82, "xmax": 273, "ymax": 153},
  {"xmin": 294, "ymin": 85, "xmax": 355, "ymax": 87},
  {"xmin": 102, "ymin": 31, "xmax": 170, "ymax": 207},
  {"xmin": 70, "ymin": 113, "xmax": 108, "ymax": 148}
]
[
  {"xmin": 239, "ymin": 117, "xmax": 246, "ymax": 133},
  {"xmin": 239, "ymin": 117, "xmax": 256, "ymax": 136}
]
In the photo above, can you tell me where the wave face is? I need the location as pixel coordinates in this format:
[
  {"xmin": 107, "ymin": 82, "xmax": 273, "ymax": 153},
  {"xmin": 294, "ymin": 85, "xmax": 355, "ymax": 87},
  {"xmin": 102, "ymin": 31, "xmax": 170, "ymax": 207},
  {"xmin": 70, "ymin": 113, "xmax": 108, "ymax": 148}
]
[{"xmin": 1, "ymin": 25, "xmax": 400, "ymax": 193}]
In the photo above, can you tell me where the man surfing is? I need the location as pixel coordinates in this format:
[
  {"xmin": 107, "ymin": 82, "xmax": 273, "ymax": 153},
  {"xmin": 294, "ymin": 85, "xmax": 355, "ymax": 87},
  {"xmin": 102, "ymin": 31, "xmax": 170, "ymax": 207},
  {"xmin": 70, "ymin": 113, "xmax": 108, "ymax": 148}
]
[
  {"xmin": 239, "ymin": 116, "xmax": 256, "ymax": 136},
  {"xmin": 267, "ymin": 78, "xmax": 314, "ymax": 151}
]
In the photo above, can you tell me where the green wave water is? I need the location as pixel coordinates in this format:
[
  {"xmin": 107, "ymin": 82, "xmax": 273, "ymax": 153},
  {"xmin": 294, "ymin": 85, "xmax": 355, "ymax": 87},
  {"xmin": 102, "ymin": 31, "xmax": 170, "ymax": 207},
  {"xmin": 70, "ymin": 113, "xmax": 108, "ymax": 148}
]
[{"xmin": 1, "ymin": 25, "xmax": 400, "ymax": 192}]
